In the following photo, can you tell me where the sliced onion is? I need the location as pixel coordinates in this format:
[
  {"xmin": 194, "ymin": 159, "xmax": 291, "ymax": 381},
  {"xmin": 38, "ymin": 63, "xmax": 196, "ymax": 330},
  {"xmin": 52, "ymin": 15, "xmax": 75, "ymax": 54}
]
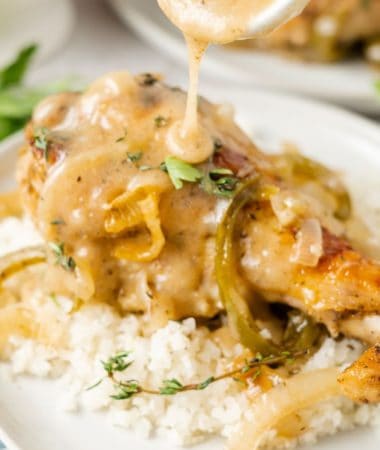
[
  {"xmin": 290, "ymin": 218, "xmax": 323, "ymax": 267},
  {"xmin": 270, "ymin": 190, "xmax": 307, "ymax": 227},
  {"xmin": 228, "ymin": 368, "xmax": 341, "ymax": 450},
  {"xmin": 0, "ymin": 246, "xmax": 46, "ymax": 283}
]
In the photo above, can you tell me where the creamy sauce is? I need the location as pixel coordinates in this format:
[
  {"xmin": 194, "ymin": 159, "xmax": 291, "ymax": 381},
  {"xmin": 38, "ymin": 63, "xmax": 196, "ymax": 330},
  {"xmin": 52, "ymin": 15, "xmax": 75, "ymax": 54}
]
[
  {"xmin": 17, "ymin": 72, "xmax": 262, "ymax": 325},
  {"xmin": 158, "ymin": 0, "xmax": 275, "ymax": 164},
  {"xmin": 167, "ymin": 37, "xmax": 214, "ymax": 164}
]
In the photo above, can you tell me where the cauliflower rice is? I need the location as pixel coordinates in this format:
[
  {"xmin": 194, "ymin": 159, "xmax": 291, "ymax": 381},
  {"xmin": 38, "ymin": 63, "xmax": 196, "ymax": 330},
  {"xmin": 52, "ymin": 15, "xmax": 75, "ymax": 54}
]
[{"xmin": 0, "ymin": 216, "xmax": 380, "ymax": 448}]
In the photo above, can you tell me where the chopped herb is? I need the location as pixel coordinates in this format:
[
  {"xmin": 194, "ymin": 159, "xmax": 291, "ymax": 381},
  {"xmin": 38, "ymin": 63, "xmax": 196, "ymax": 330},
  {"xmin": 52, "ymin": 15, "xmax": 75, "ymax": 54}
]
[
  {"xmin": 213, "ymin": 138, "xmax": 223, "ymax": 152},
  {"xmin": 49, "ymin": 242, "xmax": 76, "ymax": 272},
  {"xmin": 94, "ymin": 350, "xmax": 306, "ymax": 401},
  {"xmin": 51, "ymin": 218, "xmax": 65, "ymax": 226},
  {"xmin": 116, "ymin": 129, "xmax": 128, "ymax": 142},
  {"xmin": 33, "ymin": 127, "xmax": 49, "ymax": 160},
  {"xmin": 201, "ymin": 167, "xmax": 239, "ymax": 198},
  {"xmin": 127, "ymin": 151, "xmax": 143, "ymax": 163},
  {"xmin": 140, "ymin": 73, "xmax": 158, "ymax": 86},
  {"xmin": 162, "ymin": 156, "xmax": 202, "ymax": 189},
  {"xmin": 154, "ymin": 115, "xmax": 169, "ymax": 128}
]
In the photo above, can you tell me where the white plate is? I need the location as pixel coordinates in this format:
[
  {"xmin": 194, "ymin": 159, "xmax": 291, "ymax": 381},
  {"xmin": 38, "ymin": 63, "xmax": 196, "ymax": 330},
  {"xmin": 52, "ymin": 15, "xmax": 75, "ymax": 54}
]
[
  {"xmin": 1, "ymin": 88, "xmax": 380, "ymax": 450},
  {"xmin": 108, "ymin": 0, "xmax": 380, "ymax": 114},
  {"xmin": 0, "ymin": 0, "xmax": 75, "ymax": 67}
]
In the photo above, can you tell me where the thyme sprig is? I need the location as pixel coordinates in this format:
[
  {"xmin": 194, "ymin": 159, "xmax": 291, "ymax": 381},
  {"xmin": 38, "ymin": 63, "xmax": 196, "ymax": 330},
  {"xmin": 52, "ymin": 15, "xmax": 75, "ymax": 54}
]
[{"xmin": 88, "ymin": 350, "xmax": 306, "ymax": 400}]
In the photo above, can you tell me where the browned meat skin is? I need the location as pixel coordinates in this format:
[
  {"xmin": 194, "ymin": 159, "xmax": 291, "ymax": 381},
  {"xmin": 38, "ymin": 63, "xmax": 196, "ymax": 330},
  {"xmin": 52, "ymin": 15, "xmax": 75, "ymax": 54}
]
[
  {"xmin": 338, "ymin": 345, "xmax": 380, "ymax": 404},
  {"xmin": 16, "ymin": 72, "xmax": 380, "ymax": 341},
  {"xmin": 241, "ymin": 205, "xmax": 380, "ymax": 342}
]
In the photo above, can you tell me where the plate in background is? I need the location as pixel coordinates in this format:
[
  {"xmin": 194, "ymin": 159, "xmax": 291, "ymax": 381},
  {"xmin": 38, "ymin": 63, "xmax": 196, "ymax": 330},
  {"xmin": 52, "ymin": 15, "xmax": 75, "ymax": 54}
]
[
  {"xmin": 1, "ymin": 87, "xmax": 380, "ymax": 449},
  {"xmin": 0, "ymin": 0, "xmax": 75, "ymax": 67},
  {"xmin": 108, "ymin": 0, "xmax": 380, "ymax": 114}
]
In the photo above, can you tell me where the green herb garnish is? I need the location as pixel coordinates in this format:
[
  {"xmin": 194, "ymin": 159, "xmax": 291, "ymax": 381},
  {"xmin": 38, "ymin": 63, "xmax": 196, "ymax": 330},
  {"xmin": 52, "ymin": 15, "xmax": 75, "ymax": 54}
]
[
  {"xmin": 88, "ymin": 350, "xmax": 306, "ymax": 400},
  {"xmin": 154, "ymin": 115, "xmax": 169, "ymax": 128},
  {"xmin": 0, "ymin": 44, "xmax": 83, "ymax": 141},
  {"xmin": 201, "ymin": 167, "xmax": 239, "ymax": 198},
  {"xmin": 33, "ymin": 127, "xmax": 49, "ymax": 160},
  {"xmin": 161, "ymin": 156, "xmax": 202, "ymax": 189},
  {"xmin": 49, "ymin": 242, "xmax": 76, "ymax": 272},
  {"xmin": 127, "ymin": 151, "xmax": 143, "ymax": 163},
  {"xmin": 51, "ymin": 218, "xmax": 66, "ymax": 226},
  {"xmin": 0, "ymin": 44, "xmax": 37, "ymax": 90},
  {"xmin": 116, "ymin": 129, "xmax": 128, "ymax": 143}
]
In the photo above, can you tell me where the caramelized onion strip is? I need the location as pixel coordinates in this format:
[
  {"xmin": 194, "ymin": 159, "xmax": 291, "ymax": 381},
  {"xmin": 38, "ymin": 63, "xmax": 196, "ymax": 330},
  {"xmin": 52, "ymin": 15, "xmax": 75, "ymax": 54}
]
[
  {"xmin": 0, "ymin": 245, "xmax": 46, "ymax": 284},
  {"xmin": 105, "ymin": 188, "xmax": 165, "ymax": 263},
  {"xmin": 228, "ymin": 368, "xmax": 342, "ymax": 450}
]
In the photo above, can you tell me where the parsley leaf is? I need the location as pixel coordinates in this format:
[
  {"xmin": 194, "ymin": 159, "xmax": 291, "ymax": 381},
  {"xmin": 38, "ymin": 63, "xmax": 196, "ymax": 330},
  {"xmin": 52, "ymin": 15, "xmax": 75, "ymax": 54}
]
[{"xmin": 162, "ymin": 156, "xmax": 202, "ymax": 189}]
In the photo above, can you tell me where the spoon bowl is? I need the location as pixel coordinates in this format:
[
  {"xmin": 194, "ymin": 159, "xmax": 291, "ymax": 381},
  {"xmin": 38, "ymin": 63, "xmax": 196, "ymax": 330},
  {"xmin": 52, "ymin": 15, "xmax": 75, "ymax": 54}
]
[{"xmin": 157, "ymin": 0, "xmax": 310, "ymax": 43}]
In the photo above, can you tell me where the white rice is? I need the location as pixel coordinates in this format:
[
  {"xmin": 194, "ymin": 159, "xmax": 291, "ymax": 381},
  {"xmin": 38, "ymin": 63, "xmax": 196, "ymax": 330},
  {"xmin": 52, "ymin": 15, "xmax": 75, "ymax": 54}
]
[{"xmin": 0, "ymin": 216, "xmax": 380, "ymax": 448}]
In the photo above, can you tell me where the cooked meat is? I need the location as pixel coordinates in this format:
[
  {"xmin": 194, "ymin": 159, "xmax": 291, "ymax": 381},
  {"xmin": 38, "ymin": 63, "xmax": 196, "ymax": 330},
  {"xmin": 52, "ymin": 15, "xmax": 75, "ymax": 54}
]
[
  {"xmin": 338, "ymin": 345, "xmax": 380, "ymax": 403},
  {"xmin": 16, "ymin": 72, "xmax": 380, "ymax": 340},
  {"xmin": 239, "ymin": 0, "xmax": 380, "ymax": 63}
]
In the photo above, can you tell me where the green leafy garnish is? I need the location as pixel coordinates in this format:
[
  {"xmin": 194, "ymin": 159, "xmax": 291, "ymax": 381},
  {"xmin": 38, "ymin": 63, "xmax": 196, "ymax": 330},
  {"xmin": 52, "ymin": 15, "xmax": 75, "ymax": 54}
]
[
  {"xmin": 0, "ymin": 44, "xmax": 83, "ymax": 142},
  {"xmin": 0, "ymin": 44, "xmax": 37, "ymax": 90},
  {"xmin": 159, "ymin": 379, "xmax": 184, "ymax": 395},
  {"xmin": 33, "ymin": 127, "xmax": 49, "ymax": 159},
  {"xmin": 154, "ymin": 115, "xmax": 169, "ymax": 128},
  {"xmin": 88, "ymin": 350, "xmax": 306, "ymax": 401},
  {"xmin": 49, "ymin": 242, "xmax": 76, "ymax": 272},
  {"xmin": 116, "ymin": 129, "xmax": 128, "ymax": 142},
  {"xmin": 111, "ymin": 381, "xmax": 141, "ymax": 400},
  {"xmin": 201, "ymin": 167, "xmax": 239, "ymax": 198},
  {"xmin": 127, "ymin": 151, "xmax": 143, "ymax": 163},
  {"xmin": 162, "ymin": 156, "xmax": 202, "ymax": 189}
]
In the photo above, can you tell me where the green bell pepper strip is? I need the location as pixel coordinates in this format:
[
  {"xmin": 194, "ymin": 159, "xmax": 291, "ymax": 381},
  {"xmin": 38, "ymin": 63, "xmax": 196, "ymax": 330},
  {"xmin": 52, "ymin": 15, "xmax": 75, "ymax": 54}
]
[{"xmin": 215, "ymin": 178, "xmax": 322, "ymax": 357}]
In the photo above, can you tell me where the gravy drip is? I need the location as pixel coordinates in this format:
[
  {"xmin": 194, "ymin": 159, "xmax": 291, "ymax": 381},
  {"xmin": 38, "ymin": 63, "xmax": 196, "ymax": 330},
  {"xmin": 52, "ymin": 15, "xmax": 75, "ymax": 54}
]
[{"xmin": 159, "ymin": 0, "xmax": 273, "ymax": 163}]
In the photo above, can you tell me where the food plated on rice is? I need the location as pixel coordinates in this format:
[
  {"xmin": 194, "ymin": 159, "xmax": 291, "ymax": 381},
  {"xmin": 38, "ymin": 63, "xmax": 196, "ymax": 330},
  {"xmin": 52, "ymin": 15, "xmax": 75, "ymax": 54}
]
[{"xmin": 0, "ymin": 70, "xmax": 380, "ymax": 449}]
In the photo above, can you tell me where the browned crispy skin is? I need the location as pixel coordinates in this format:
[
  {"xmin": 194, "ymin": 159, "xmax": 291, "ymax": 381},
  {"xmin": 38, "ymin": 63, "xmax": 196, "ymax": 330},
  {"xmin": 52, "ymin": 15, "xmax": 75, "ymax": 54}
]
[{"xmin": 338, "ymin": 345, "xmax": 380, "ymax": 404}]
